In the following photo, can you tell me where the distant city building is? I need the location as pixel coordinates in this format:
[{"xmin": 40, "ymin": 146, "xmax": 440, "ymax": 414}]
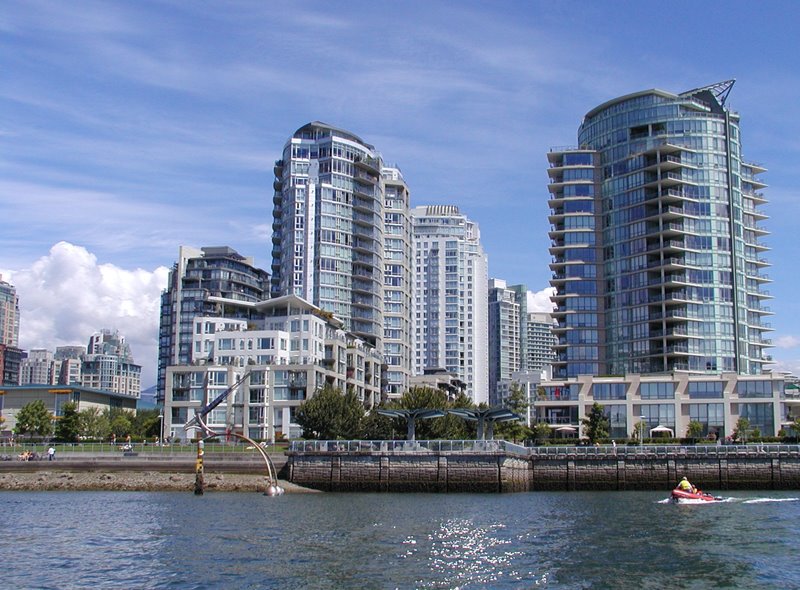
[
  {"xmin": 488, "ymin": 279, "xmax": 521, "ymax": 405},
  {"xmin": 81, "ymin": 329, "xmax": 142, "ymax": 397},
  {"xmin": 157, "ymin": 246, "xmax": 270, "ymax": 403},
  {"xmin": 164, "ymin": 295, "xmax": 382, "ymax": 441},
  {"xmin": 0, "ymin": 274, "xmax": 20, "ymax": 348},
  {"xmin": 526, "ymin": 312, "xmax": 557, "ymax": 373},
  {"xmin": 489, "ymin": 281, "xmax": 556, "ymax": 405},
  {"xmin": 55, "ymin": 346, "xmax": 84, "ymax": 385},
  {"xmin": 19, "ymin": 349, "xmax": 57, "ymax": 385},
  {"xmin": 411, "ymin": 205, "xmax": 488, "ymax": 404},
  {"xmin": 271, "ymin": 122, "xmax": 385, "ymax": 351},
  {"xmin": 547, "ymin": 81, "xmax": 772, "ymax": 378},
  {"xmin": 382, "ymin": 166, "xmax": 414, "ymax": 399},
  {"xmin": 0, "ymin": 344, "xmax": 22, "ymax": 386}
]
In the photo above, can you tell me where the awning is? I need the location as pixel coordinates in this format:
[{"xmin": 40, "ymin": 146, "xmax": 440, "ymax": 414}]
[{"xmin": 555, "ymin": 426, "xmax": 577, "ymax": 432}]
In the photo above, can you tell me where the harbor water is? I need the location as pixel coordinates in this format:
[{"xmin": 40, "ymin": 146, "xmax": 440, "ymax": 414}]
[{"xmin": 3, "ymin": 490, "xmax": 799, "ymax": 589}]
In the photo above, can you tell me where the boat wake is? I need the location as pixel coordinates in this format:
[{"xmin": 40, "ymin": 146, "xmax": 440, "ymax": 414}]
[{"xmin": 741, "ymin": 497, "xmax": 800, "ymax": 504}]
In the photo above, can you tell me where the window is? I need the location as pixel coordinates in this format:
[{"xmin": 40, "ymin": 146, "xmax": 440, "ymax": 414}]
[
  {"xmin": 688, "ymin": 381, "xmax": 723, "ymax": 399},
  {"xmin": 592, "ymin": 383, "xmax": 627, "ymax": 400},
  {"xmin": 737, "ymin": 380, "xmax": 772, "ymax": 398},
  {"xmin": 640, "ymin": 382, "xmax": 674, "ymax": 400}
]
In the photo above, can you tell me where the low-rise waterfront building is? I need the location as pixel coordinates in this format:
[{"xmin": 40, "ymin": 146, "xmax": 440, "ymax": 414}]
[
  {"xmin": 527, "ymin": 372, "xmax": 789, "ymax": 440},
  {"xmin": 163, "ymin": 294, "xmax": 382, "ymax": 442},
  {"xmin": 0, "ymin": 384, "xmax": 139, "ymax": 437}
]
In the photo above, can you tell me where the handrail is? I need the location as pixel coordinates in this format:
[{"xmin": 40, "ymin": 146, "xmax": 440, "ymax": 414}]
[{"xmin": 288, "ymin": 440, "xmax": 800, "ymax": 457}]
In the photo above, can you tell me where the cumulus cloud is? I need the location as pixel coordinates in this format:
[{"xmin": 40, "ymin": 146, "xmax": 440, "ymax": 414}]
[
  {"xmin": 1, "ymin": 242, "xmax": 169, "ymax": 387},
  {"xmin": 527, "ymin": 287, "xmax": 556, "ymax": 313}
]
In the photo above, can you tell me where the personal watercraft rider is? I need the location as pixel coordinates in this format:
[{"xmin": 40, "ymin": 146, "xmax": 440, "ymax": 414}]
[{"xmin": 678, "ymin": 476, "xmax": 693, "ymax": 492}]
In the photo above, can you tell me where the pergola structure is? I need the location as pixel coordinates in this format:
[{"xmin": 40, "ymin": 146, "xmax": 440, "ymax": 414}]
[
  {"xmin": 447, "ymin": 408, "xmax": 521, "ymax": 440},
  {"xmin": 377, "ymin": 409, "xmax": 446, "ymax": 441}
]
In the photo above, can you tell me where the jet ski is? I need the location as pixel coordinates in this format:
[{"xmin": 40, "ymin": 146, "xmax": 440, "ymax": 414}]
[{"xmin": 671, "ymin": 488, "xmax": 722, "ymax": 502}]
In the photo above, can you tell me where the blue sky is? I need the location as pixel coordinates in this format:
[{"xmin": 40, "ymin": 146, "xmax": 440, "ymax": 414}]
[{"xmin": 2, "ymin": 0, "xmax": 799, "ymax": 385}]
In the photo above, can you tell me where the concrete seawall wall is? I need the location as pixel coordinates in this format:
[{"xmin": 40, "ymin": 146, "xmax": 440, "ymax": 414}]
[{"xmin": 287, "ymin": 450, "xmax": 800, "ymax": 493}]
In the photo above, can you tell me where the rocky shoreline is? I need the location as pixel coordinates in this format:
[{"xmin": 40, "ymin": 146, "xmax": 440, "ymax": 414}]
[{"xmin": 0, "ymin": 470, "xmax": 318, "ymax": 493}]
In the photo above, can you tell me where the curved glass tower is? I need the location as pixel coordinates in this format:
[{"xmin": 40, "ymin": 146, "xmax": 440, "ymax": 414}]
[
  {"xmin": 548, "ymin": 81, "xmax": 772, "ymax": 378},
  {"xmin": 272, "ymin": 122, "xmax": 384, "ymax": 349}
]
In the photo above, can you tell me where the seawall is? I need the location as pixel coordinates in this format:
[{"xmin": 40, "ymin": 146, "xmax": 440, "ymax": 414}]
[{"xmin": 286, "ymin": 444, "xmax": 800, "ymax": 493}]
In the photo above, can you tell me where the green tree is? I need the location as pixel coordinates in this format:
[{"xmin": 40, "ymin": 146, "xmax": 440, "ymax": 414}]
[
  {"xmin": 295, "ymin": 384, "xmax": 365, "ymax": 439},
  {"xmin": 733, "ymin": 417, "xmax": 750, "ymax": 443},
  {"xmin": 131, "ymin": 408, "xmax": 161, "ymax": 439},
  {"xmin": 581, "ymin": 402, "xmax": 609, "ymax": 444},
  {"xmin": 361, "ymin": 406, "xmax": 396, "ymax": 440},
  {"xmin": 791, "ymin": 417, "xmax": 800, "ymax": 441},
  {"xmin": 494, "ymin": 382, "xmax": 531, "ymax": 442},
  {"xmin": 79, "ymin": 407, "xmax": 110, "ymax": 440},
  {"xmin": 632, "ymin": 420, "xmax": 644, "ymax": 443},
  {"xmin": 531, "ymin": 422, "xmax": 552, "ymax": 445},
  {"xmin": 13, "ymin": 399, "xmax": 54, "ymax": 439},
  {"xmin": 686, "ymin": 420, "xmax": 703, "ymax": 443},
  {"xmin": 54, "ymin": 401, "xmax": 81, "ymax": 442},
  {"xmin": 108, "ymin": 408, "xmax": 134, "ymax": 439}
]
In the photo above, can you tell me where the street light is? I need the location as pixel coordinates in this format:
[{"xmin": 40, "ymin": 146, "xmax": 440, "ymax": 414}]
[{"xmin": 640, "ymin": 415, "xmax": 646, "ymax": 446}]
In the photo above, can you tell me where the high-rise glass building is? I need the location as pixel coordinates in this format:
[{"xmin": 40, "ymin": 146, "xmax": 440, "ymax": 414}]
[
  {"xmin": 271, "ymin": 122, "xmax": 385, "ymax": 350},
  {"xmin": 547, "ymin": 81, "xmax": 771, "ymax": 379},
  {"xmin": 488, "ymin": 279, "xmax": 521, "ymax": 404},
  {"xmin": 412, "ymin": 205, "xmax": 488, "ymax": 404}
]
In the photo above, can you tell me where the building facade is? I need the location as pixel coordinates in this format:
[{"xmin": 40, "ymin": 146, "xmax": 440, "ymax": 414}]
[
  {"xmin": 19, "ymin": 349, "xmax": 57, "ymax": 385},
  {"xmin": 163, "ymin": 295, "xmax": 383, "ymax": 442},
  {"xmin": 81, "ymin": 329, "xmax": 142, "ymax": 397},
  {"xmin": 547, "ymin": 81, "xmax": 772, "ymax": 379},
  {"xmin": 0, "ymin": 384, "xmax": 138, "ymax": 437},
  {"xmin": 488, "ymin": 279, "xmax": 521, "ymax": 405},
  {"xmin": 530, "ymin": 372, "xmax": 789, "ymax": 440},
  {"xmin": 271, "ymin": 122, "xmax": 385, "ymax": 352},
  {"xmin": 381, "ymin": 166, "xmax": 414, "ymax": 399},
  {"xmin": 157, "ymin": 246, "xmax": 270, "ymax": 402},
  {"xmin": 0, "ymin": 274, "xmax": 19, "ymax": 348},
  {"xmin": 526, "ymin": 312, "xmax": 557, "ymax": 373},
  {"xmin": 411, "ymin": 205, "xmax": 488, "ymax": 404}
]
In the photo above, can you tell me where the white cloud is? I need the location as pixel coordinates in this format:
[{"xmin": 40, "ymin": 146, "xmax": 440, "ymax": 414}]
[
  {"xmin": 775, "ymin": 335, "xmax": 800, "ymax": 348},
  {"xmin": 527, "ymin": 288, "xmax": 556, "ymax": 313},
  {"xmin": 2, "ymin": 242, "xmax": 168, "ymax": 387}
]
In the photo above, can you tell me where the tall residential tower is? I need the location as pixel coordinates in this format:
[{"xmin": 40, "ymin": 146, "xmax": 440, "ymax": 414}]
[
  {"xmin": 271, "ymin": 122, "xmax": 385, "ymax": 350},
  {"xmin": 412, "ymin": 205, "xmax": 488, "ymax": 404},
  {"xmin": 547, "ymin": 81, "xmax": 772, "ymax": 378}
]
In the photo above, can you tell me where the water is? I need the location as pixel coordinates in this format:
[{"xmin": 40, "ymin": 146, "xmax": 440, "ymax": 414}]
[{"xmin": 3, "ymin": 490, "xmax": 799, "ymax": 589}]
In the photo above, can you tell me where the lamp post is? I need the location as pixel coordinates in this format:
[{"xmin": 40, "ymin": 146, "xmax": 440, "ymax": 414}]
[
  {"xmin": 640, "ymin": 415, "xmax": 646, "ymax": 446},
  {"xmin": 158, "ymin": 412, "xmax": 164, "ymax": 445}
]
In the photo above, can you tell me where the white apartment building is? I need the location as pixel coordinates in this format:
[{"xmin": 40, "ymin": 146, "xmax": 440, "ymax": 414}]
[
  {"xmin": 411, "ymin": 205, "xmax": 488, "ymax": 404},
  {"xmin": 382, "ymin": 166, "xmax": 414, "ymax": 399},
  {"xmin": 164, "ymin": 295, "xmax": 383, "ymax": 442}
]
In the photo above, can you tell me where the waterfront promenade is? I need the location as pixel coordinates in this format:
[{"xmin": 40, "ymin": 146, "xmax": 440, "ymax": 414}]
[{"xmin": 3, "ymin": 441, "xmax": 800, "ymax": 493}]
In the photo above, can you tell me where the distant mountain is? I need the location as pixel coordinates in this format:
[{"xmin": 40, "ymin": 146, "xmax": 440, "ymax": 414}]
[{"xmin": 138, "ymin": 384, "xmax": 158, "ymax": 409}]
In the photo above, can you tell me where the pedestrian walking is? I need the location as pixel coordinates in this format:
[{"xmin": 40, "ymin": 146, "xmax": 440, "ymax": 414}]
[{"xmin": 47, "ymin": 446, "xmax": 55, "ymax": 461}]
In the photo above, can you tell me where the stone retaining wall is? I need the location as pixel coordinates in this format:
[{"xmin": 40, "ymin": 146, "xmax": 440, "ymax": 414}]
[{"xmin": 287, "ymin": 451, "xmax": 800, "ymax": 492}]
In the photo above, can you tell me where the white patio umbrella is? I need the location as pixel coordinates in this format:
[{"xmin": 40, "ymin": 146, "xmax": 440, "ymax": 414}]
[{"xmin": 649, "ymin": 425, "xmax": 674, "ymax": 437}]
